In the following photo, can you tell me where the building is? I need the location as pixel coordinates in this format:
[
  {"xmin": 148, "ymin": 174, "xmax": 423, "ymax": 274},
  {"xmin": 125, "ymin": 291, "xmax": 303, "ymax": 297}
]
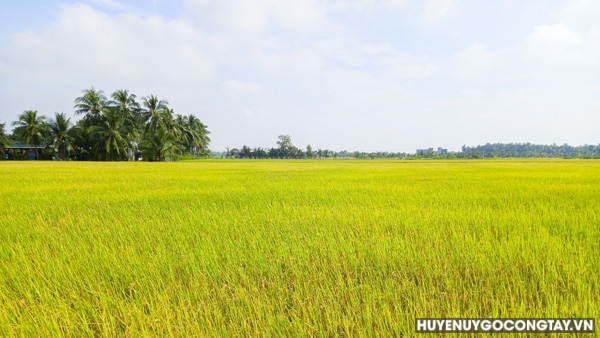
[
  {"xmin": 416, "ymin": 147, "xmax": 448, "ymax": 154},
  {"xmin": 2, "ymin": 144, "xmax": 50, "ymax": 160},
  {"xmin": 416, "ymin": 147, "xmax": 434, "ymax": 154}
]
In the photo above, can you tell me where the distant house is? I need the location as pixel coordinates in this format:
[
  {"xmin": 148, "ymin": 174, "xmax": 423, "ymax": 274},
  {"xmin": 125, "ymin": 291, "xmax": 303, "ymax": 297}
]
[
  {"xmin": 2, "ymin": 144, "xmax": 50, "ymax": 160},
  {"xmin": 416, "ymin": 147, "xmax": 448, "ymax": 154}
]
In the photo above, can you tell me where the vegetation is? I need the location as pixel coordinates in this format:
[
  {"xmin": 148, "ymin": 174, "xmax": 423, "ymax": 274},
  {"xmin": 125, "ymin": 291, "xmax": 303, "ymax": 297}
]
[
  {"xmin": 11, "ymin": 110, "xmax": 47, "ymax": 157},
  {"xmin": 461, "ymin": 142, "xmax": 600, "ymax": 158},
  {"xmin": 0, "ymin": 160, "xmax": 597, "ymax": 336},
  {"xmin": 1, "ymin": 87, "xmax": 210, "ymax": 161},
  {"xmin": 0, "ymin": 123, "xmax": 10, "ymax": 153},
  {"xmin": 223, "ymin": 137, "xmax": 600, "ymax": 160}
]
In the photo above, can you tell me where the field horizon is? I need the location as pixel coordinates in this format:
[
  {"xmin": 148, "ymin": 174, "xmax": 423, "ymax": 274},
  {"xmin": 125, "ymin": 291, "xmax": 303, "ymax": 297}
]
[{"xmin": 1, "ymin": 159, "xmax": 598, "ymax": 336}]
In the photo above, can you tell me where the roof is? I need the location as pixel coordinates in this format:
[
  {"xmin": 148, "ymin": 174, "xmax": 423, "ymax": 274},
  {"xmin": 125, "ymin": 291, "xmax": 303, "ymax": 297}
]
[{"xmin": 4, "ymin": 144, "xmax": 51, "ymax": 149}]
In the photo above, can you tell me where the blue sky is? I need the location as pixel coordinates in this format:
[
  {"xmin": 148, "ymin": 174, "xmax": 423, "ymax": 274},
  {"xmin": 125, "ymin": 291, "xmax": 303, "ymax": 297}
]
[{"xmin": 1, "ymin": 0, "xmax": 599, "ymax": 152}]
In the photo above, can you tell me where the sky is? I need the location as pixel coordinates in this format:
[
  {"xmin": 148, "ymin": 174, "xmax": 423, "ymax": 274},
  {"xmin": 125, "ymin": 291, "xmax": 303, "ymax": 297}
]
[{"xmin": 0, "ymin": 0, "xmax": 599, "ymax": 152}]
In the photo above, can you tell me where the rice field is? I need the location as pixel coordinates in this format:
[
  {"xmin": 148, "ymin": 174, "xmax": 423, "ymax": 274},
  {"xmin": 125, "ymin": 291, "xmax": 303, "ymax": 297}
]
[{"xmin": 0, "ymin": 159, "xmax": 598, "ymax": 336}]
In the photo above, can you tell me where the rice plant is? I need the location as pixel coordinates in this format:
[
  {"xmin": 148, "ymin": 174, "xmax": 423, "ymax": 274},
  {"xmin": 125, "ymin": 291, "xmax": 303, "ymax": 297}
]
[{"xmin": 0, "ymin": 160, "xmax": 598, "ymax": 336}]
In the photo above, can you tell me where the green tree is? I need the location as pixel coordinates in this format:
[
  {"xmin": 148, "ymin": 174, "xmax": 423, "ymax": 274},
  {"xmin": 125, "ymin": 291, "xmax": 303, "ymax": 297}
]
[
  {"xmin": 139, "ymin": 128, "xmax": 178, "ymax": 161},
  {"xmin": 70, "ymin": 120, "xmax": 95, "ymax": 160},
  {"xmin": 74, "ymin": 88, "xmax": 109, "ymax": 125},
  {"xmin": 48, "ymin": 112, "xmax": 74, "ymax": 160},
  {"xmin": 0, "ymin": 122, "xmax": 11, "ymax": 157},
  {"xmin": 11, "ymin": 110, "xmax": 47, "ymax": 158},
  {"xmin": 141, "ymin": 95, "xmax": 170, "ymax": 136},
  {"xmin": 276, "ymin": 134, "xmax": 293, "ymax": 158},
  {"xmin": 111, "ymin": 89, "xmax": 143, "ymax": 160},
  {"xmin": 110, "ymin": 89, "xmax": 140, "ymax": 120},
  {"xmin": 93, "ymin": 109, "xmax": 128, "ymax": 160},
  {"xmin": 175, "ymin": 114, "xmax": 211, "ymax": 156},
  {"xmin": 306, "ymin": 144, "xmax": 314, "ymax": 159}
]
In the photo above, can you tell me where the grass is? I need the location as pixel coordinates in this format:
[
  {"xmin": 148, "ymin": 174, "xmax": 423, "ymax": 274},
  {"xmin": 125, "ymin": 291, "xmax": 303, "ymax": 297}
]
[{"xmin": 0, "ymin": 159, "xmax": 598, "ymax": 336}]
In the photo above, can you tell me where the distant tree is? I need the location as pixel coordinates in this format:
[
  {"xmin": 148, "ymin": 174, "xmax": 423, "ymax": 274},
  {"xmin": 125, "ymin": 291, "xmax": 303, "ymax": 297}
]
[
  {"xmin": 306, "ymin": 144, "xmax": 314, "ymax": 159},
  {"xmin": 70, "ymin": 120, "xmax": 95, "ymax": 160},
  {"xmin": 0, "ymin": 122, "xmax": 11, "ymax": 155},
  {"xmin": 276, "ymin": 134, "xmax": 293, "ymax": 158},
  {"xmin": 110, "ymin": 89, "xmax": 140, "ymax": 120},
  {"xmin": 174, "ymin": 114, "xmax": 211, "ymax": 157},
  {"xmin": 254, "ymin": 147, "xmax": 267, "ymax": 159},
  {"xmin": 110, "ymin": 89, "xmax": 143, "ymax": 160},
  {"xmin": 141, "ymin": 95, "xmax": 170, "ymax": 136},
  {"xmin": 93, "ymin": 109, "xmax": 128, "ymax": 160},
  {"xmin": 47, "ymin": 112, "xmax": 74, "ymax": 160},
  {"xmin": 139, "ymin": 128, "xmax": 178, "ymax": 161},
  {"xmin": 12, "ymin": 110, "xmax": 47, "ymax": 158},
  {"xmin": 74, "ymin": 87, "xmax": 109, "ymax": 125},
  {"xmin": 241, "ymin": 145, "xmax": 252, "ymax": 158}
]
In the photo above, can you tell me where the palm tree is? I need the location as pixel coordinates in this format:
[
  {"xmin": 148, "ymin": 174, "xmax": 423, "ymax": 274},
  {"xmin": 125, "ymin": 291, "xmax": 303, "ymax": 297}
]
[
  {"xmin": 139, "ymin": 128, "xmax": 178, "ymax": 161},
  {"xmin": 48, "ymin": 112, "xmax": 73, "ymax": 160},
  {"xmin": 173, "ymin": 114, "xmax": 210, "ymax": 157},
  {"xmin": 0, "ymin": 122, "xmax": 11, "ymax": 157},
  {"xmin": 93, "ymin": 109, "xmax": 128, "ymax": 160},
  {"xmin": 110, "ymin": 89, "xmax": 143, "ymax": 160},
  {"xmin": 141, "ymin": 95, "xmax": 170, "ymax": 136},
  {"xmin": 110, "ymin": 89, "xmax": 140, "ymax": 120},
  {"xmin": 74, "ymin": 87, "xmax": 109, "ymax": 125},
  {"xmin": 187, "ymin": 114, "xmax": 210, "ymax": 156},
  {"xmin": 173, "ymin": 114, "xmax": 189, "ymax": 155},
  {"xmin": 12, "ymin": 110, "xmax": 47, "ymax": 158},
  {"xmin": 70, "ymin": 120, "xmax": 95, "ymax": 160}
]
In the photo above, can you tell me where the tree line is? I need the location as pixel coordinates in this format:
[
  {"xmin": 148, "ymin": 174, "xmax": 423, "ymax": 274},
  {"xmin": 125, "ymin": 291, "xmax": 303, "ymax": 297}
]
[
  {"xmin": 460, "ymin": 143, "xmax": 600, "ymax": 158},
  {"xmin": 223, "ymin": 137, "xmax": 600, "ymax": 159},
  {"xmin": 0, "ymin": 88, "xmax": 210, "ymax": 161}
]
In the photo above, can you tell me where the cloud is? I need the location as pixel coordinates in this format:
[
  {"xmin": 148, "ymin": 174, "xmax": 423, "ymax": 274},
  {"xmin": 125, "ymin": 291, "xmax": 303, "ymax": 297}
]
[
  {"xmin": 82, "ymin": 0, "xmax": 128, "ymax": 11},
  {"xmin": 329, "ymin": 0, "xmax": 408, "ymax": 11},
  {"xmin": 222, "ymin": 80, "xmax": 265, "ymax": 94},
  {"xmin": 4, "ymin": 3, "xmax": 214, "ymax": 83},
  {"xmin": 182, "ymin": 0, "xmax": 325, "ymax": 35},
  {"xmin": 524, "ymin": 23, "xmax": 584, "ymax": 67},
  {"xmin": 454, "ymin": 43, "xmax": 496, "ymax": 78},
  {"xmin": 422, "ymin": 0, "xmax": 456, "ymax": 23}
]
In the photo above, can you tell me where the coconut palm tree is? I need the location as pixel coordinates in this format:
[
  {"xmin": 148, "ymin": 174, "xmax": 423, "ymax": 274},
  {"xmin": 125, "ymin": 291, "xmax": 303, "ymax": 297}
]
[
  {"xmin": 0, "ymin": 122, "xmax": 11, "ymax": 157},
  {"xmin": 139, "ymin": 128, "xmax": 178, "ymax": 161},
  {"xmin": 110, "ymin": 89, "xmax": 140, "ymax": 119},
  {"xmin": 11, "ymin": 110, "xmax": 47, "ymax": 158},
  {"xmin": 48, "ymin": 112, "xmax": 74, "ymax": 160},
  {"xmin": 173, "ymin": 114, "xmax": 211, "ymax": 156},
  {"xmin": 70, "ymin": 120, "xmax": 95, "ymax": 160},
  {"xmin": 141, "ymin": 95, "xmax": 170, "ymax": 136},
  {"xmin": 187, "ymin": 114, "xmax": 210, "ymax": 156},
  {"xmin": 74, "ymin": 87, "xmax": 109, "ymax": 125},
  {"xmin": 110, "ymin": 89, "xmax": 143, "ymax": 160},
  {"xmin": 93, "ymin": 109, "xmax": 128, "ymax": 160}
]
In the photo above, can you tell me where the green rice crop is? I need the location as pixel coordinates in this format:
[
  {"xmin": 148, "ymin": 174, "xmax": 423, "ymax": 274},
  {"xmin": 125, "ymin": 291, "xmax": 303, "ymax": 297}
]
[{"xmin": 0, "ymin": 160, "xmax": 598, "ymax": 336}]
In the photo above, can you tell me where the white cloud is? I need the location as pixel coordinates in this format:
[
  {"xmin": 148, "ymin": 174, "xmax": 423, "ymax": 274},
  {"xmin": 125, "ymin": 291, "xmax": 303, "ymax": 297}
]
[
  {"xmin": 454, "ymin": 43, "xmax": 496, "ymax": 78},
  {"xmin": 83, "ymin": 0, "xmax": 128, "ymax": 11},
  {"xmin": 4, "ymin": 3, "xmax": 213, "ymax": 83},
  {"xmin": 329, "ymin": 0, "xmax": 408, "ymax": 11},
  {"xmin": 249, "ymin": 47, "xmax": 325, "ymax": 76},
  {"xmin": 524, "ymin": 23, "xmax": 585, "ymax": 68},
  {"xmin": 422, "ymin": 0, "xmax": 456, "ymax": 23},
  {"xmin": 222, "ymin": 80, "xmax": 265, "ymax": 94},
  {"xmin": 182, "ymin": 0, "xmax": 325, "ymax": 35}
]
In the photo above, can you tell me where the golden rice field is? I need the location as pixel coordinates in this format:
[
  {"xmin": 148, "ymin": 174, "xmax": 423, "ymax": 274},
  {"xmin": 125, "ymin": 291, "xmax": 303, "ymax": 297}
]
[{"xmin": 0, "ymin": 159, "xmax": 598, "ymax": 336}]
